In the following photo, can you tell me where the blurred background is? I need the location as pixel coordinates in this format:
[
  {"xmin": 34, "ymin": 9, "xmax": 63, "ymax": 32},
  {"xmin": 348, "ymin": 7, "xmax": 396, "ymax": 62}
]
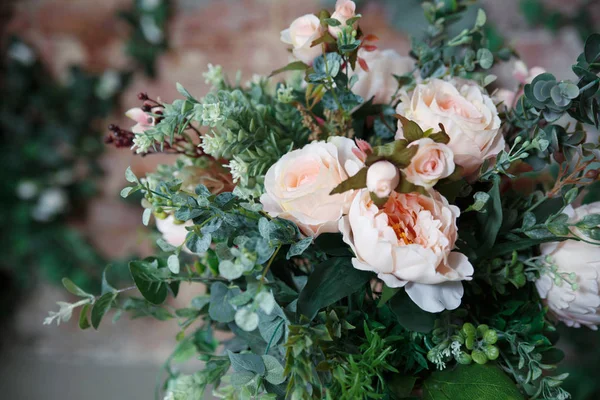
[{"xmin": 0, "ymin": 0, "xmax": 598, "ymax": 399}]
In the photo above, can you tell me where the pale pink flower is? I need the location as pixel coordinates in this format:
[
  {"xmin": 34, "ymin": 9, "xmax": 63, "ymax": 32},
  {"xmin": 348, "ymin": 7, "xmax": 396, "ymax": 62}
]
[
  {"xmin": 125, "ymin": 107, "xmax": 158, "ymax": 134},
  {"xmin": 396, "ymin": 78, "xmax": 503, "ymax": 176},
  {"xmin": 329, "ymin": 0, "xmax": 357, "ymax": 37},
  {"xmin": 536, "ymin": 203, "xmax": 600, "ymax": 329},
  {"xmin": 340, "ymin": 189, "xmax": 473, "ymax": 312},
  {"xmin": 280, "ymin": 14, "xmax": 323, "ymax": 65},
  {"xmin": 260, "ymin": 137, "xmax": 364, "ymax": 237},
  {"xmin": 404, "ymin": 138, "xmax": 455, "ymax": 189}
]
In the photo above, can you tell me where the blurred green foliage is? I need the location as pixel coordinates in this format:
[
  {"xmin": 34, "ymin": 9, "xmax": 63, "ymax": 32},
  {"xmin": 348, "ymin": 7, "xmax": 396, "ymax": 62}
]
[{"xmin": 0, "ymin": 37, "xmax": 131, "ymax": 293}]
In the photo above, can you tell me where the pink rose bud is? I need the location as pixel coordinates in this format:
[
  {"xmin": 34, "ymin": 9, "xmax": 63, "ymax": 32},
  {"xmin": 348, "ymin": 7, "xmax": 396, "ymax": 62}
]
[
  {"xmin": 366, "ymin": 161, "xmax": 400, "ymax": 198},
  {"xmin": 329, "ymin": 0, "xmax": 357, "ymax": 38}
]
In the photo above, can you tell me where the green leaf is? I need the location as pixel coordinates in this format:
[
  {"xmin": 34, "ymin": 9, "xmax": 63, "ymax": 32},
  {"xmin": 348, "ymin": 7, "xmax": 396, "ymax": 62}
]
[
  {"xmin": 186, "ymin": 232, "xmax": 211, "ymax": 254},
  {"xmin": 62, "ymin": 277, "xmax": 92, "ymax": 298},
  {"xmin": 228, "ymin": 350, "xmax": 266, "ymax": 375},
  {"xmin": 269, "ymin": 61, "xmax": 309, "ymax": 78},
  {"xmin": 208, "ymin": 282, "xmax": 240, "ymax": 323},
  {"xmin": 262, "ymin": 355, "xmax": 286, "ymax": 385},
  {"xmin": 478, "ymin": 176, "xmax": 502, "ymax": 251},
  {"xmin": 477, "ymin": 48, "xmax": 494, "ymax": 69},
  {"xmin": 584, "ymin": 33, "xmax": 600, "ymax": 64},
  {"xmin": 388, "ymin": 375, "xmax": 417, "ymax": 398},
  {"xmin": 397, "ymin": 115, "xmax": 425, "ymax": 143},
  {"xmin": 91, "ymin": 291, "xmax": 117, "ymax": 330},
  {"xmin": 314, "ymin": 233, "xmax": 353, "ymax": 256},
  {"xmin": 378, "ymin": 286, "xmax": 399, "ymax": 308},
  {"xmin": 167, "ymin": 254, "xmax": 180, "ymax": 274},
  {"xmin": 389, "ymin": 289, "xmax": 436, "ymax": 333},
  {"xmin": 125, "ymin": 166, "xmax": 138, "ymax": 183},
  {"xmin": 564, "ymin": 187, "xmax": 578, "ymax": 204},
  {"xmin": 475, "ymin": 9, "xmax": 487, "ymax": 28},
  {"xmin": 330, "ymin": 167, "xmax": 368, "ymax": 195},
  {"xmin": 101, "ymin": 265, "xmax": 117, "ymax": 295},
  {"xmin": 422, "ymin": 364, "xmax": 524, "ymax": 400},
  {"xmin": 287, "ymin": 237, "xmax": 313, "ymax": 259},
  {"xmin": 129, "ymin": 260, "xmax": 169, "ymax": 305},
  {"xmin": 78, "ymin": 303, "xmax": 91, "ymax": 330},
  {"xmin": 297, "ymin": 258, "xmax": 372, "ymax": 320},
  {"xmin": 176, "ymin": 82, "xmax": 195, "ymax": 100},
  {"xmin": 142, "ymin": 208, "xmax": 152, "ymax": 226},
  {"xmin": 324, "ymin": 18, "xmax": 341, "ymax": 27}
]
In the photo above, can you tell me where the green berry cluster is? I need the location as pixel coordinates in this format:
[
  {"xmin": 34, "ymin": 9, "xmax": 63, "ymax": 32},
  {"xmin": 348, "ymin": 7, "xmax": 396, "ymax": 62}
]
[{"xmin": 458, "ymin": 323, "xmax": 500, "ymax": 365}]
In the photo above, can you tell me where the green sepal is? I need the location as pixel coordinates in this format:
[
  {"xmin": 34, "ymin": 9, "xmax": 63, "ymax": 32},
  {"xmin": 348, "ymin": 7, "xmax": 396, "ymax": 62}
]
[
  {"xmin": 396, "ymin": 114, "xmax": 425, "ymax": 143},
  {"xmin": 428, "ymin": 123, "xmax": 451, "ymax": 144},
  {"xmin": 330, "ymin": 167, "xmax": 368, "ymax": 195},
  {"xmin": 370, "ymin": 191, "xmax": 389, "ymax": 207}
]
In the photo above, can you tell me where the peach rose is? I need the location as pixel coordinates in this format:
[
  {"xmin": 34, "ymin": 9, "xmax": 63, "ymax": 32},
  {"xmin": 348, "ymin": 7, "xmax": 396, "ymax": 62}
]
[
  {"xmin": 260, "ymin": 137, "xmax": 364, "ymax": 237},
  {"xmin": 404, "ymin": 138, "xmax": 455, "ymax": 189},
  {"xmin": 396, "ymin": 78, "xmax": 504, "ymax": 176},
  {"xmin": 329, "ymin": 0, "xmax": 357, "ymax": 37},
  {"xmin": 351, "ymin": 49, "xmax": 414, "ymax": 104},
  {"xmin": 536, "ymin": 203, "xmax": 600, "ymax": 329},
  {"xmin": 280, "ymin": 14, "xmax": 323, "ymax": 65},
  {"xmin": 340, "ymin": 189, "xmax": 473, "ymax": 312}
]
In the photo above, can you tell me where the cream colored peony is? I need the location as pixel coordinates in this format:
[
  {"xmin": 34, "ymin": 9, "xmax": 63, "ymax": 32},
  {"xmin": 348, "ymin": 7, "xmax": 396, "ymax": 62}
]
[
  {"xmin": 396, "ymin": 78, "xmax": 504, "ymax": 176},
  {"xmin": 280, "ymin": 14, "xmax": 323, "ymax": 65},
  {"xmin": 351, "ymin": 48, "xmax": 414, "ymax": 104},
  {"xmin": 260, "ymin": 137, "xmax": 364, "ymax": 237},
  {"xmin": 404, "ymin": 138, "xmax": 455, "ymax": 189},
  {"xmin": 328, "ymin": 0, "xmax": 357, "ymax": 37},
  {"xmin": 340, "ymin": 189, "xmax": 473, "ymax": 312},
  {"xmin": 536, "ymin": 203, "xmax": 600, "ymax": 329}
]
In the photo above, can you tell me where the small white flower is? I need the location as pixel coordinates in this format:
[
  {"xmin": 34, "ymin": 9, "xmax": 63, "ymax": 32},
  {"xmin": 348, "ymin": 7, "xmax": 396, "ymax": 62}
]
[
  {"xmin": 32, "ymin": 188, "xmax": 68, "ymax": 221},
  {"xmin": 16, "ymin": 180, "xmax": 38, "ymax": 200},
  {"xmin": 276, "ymin": 85, "xmax": 295, "ymax": 104},
  {"xmin": 95, "ymin": 70, "xmax": 121, "ymax": 99},
  {"xmin": 140, "ymin": 16, "xmax": 163, "ymax": 44},
  {"xmin": 227, "ymin": 159, "xmax": 248, "ymax": 184},
  {"xmin": 131, "ymin": 134, "xmax": 155, "ymax": 154},
  {"xmin": 203, "ymin": 63, "xmax": 224, "ymax": 87},
  {"xmin": 8, "ymin": 42, "xmax": 35, "ymax": 65}
]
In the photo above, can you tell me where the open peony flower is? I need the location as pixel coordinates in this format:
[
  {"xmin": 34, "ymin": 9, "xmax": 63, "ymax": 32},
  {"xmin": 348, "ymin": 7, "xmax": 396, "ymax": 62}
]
[
  {"xmin": 340, "ymin": 189, "xmax": 473, "ymax": 312},
  {"xmin": 260, "ymin": 137, "xmax": 364, "ymax": 237},
  {"xmin": 396, "ymin": 78, "xmax": 504, "ymax": 176},
  {"xmin": 404, "ymin": 138, "xmax": 455, "ymax": 189},
  {"xmin": 328, "ymin": 0, "xmax": 357, "ymax": 37},
  {"xmin": 156, "ymin": 215, "xmax": 193, "ymax": 251},
  {"xmin": 280, "ymin": 14, "xmax": 323, "ymax": 65},
  {"xmin": 126, "ymin": 107, "xmax": 159, "ymax": 134},
  {"xmin": 351, "ymin": 48, "xmax": 414, "ymax": 104},
  {"xmin": 495, "ymin": 60, "xmax": 546, "ymax": 109},
  {"xmin": 536, "ymin": 203, "xmax": 600, "ymax": 329}
]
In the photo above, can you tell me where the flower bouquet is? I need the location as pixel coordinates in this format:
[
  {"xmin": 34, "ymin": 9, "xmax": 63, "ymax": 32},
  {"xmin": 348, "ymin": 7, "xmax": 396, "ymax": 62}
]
[{"xmin": 47, "ymin": 1, "xmax": 600, "ymax": 399}]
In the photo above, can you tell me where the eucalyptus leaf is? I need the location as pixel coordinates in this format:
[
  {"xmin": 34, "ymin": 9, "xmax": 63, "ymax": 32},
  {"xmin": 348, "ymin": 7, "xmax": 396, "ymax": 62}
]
[{"xmin": 297, "ymin": 258, "xmax": 372, "ymax": 320}]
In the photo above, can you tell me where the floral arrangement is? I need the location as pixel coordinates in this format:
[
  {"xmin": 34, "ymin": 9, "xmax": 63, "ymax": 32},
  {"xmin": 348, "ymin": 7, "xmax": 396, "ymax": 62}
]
[{"xmin": 47, "ymin": 1, "xmax": 600, "ymax": 399}]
